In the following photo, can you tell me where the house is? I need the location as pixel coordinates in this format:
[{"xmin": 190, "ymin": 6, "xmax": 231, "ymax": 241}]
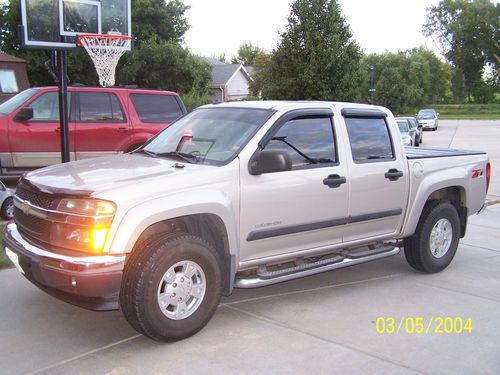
[
  {"xmin": 0, "ymin": 53, "xmax": 30, "ymax": 103},
  {"xmin": 202, "ymin": 57, "xmax": 253, "ymax": 103}
]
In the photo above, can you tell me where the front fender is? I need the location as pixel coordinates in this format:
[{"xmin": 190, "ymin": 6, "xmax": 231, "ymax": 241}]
[{"xmin": 107, "ymin": 189, "xmax": 239, "ymax": 257}]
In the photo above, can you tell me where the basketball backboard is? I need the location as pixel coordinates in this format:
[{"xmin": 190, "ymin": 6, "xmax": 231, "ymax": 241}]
[{"xmin": 20, "ymin": 0, "xmax": 131, "ymax": 50}]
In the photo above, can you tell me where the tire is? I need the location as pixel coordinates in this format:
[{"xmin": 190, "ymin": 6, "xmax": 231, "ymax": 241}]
[
  {"xmin": 1, "ymin": 197, "xmax": 13, "ymax": 220},
  {"xmin": 120, "ymin": 233, "xmax": 223, "ymax": 341},
  {"xmin": 404, "ymin": 201, "xmax": 460, "ymax": 273}
]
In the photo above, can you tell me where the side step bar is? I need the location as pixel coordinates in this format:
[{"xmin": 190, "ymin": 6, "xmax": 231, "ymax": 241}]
[{"xmin": 234, "ymin": 246, "xmax": 400, "ymax": 288}]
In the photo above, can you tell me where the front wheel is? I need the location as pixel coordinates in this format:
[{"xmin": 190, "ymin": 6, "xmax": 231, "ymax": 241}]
[
  {"xmin": 120, "ymin": 234, "xmax": 223, "ymax": 341},
  {"xmin": 1, "ymin": 197, "xmax": 14, "ymax": 220},
  {"xmin": 404, "ymin": 201, "xmax": 460, "ymax": 273}
]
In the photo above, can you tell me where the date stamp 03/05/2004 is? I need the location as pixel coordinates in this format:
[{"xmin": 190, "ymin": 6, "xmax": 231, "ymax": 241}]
[{"xmin": 375, "ymin": 317, "xmax": 473, "ymax": 335}]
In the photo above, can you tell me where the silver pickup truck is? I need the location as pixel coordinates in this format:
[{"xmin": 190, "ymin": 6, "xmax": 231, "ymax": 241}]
[{"xmin": 3, "ymin": 101, "xmax": 490, "ymax": 341}]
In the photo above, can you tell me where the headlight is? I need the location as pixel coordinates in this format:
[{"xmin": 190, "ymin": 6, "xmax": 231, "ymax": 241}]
[
  {"xmin": 57, "ymin": 199, "xmax": 115, "ymax": 216},
  {"xmin": 51, "ymin": 199, "xmax": 116, "ymax": 253}
]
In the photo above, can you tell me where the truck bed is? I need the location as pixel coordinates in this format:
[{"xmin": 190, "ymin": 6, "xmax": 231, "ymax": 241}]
[{"xmin": 405, "ymin": 147, "xmax": 487, "ymax": 160}]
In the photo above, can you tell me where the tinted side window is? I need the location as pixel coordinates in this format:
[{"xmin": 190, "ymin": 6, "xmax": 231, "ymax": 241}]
[
  {"xmin": 78, "ymin": 92, "xmax": 124, "ymax": 122},
  {"xmin": 130, "ymin": 94, "xmax": 183, "ymax": 123},
  {"xmin": 266, "ymin": 117, "xmax": 336, "ymax": 169},
  {"xmin": 27, "ymin": 92, "xmax": 71, "ymax": 121},
  {"xmin": 345, "ymin": 118, "xmax": 394, "ymax": 162}
]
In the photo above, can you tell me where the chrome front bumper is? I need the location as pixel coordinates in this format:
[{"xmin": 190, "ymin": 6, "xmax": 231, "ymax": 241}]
[{"xmin": 2, "ymin": 222, "xmax": 125, "ymax": 310}]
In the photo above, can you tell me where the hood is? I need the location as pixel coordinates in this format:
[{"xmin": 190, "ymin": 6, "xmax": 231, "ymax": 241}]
[{"xmin": 21, "ymin": 153, "xmax": 217, "ymax": 197}]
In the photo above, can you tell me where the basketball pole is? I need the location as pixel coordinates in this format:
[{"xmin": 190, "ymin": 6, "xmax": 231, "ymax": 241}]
[{"xmin": 56, "ymin": 50, "xmax": 71, "ymax": 163}]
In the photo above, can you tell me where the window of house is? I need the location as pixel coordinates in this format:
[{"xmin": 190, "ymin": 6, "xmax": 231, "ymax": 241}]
[
  {"xmin": 130, "ymin": 94, "xmax": 184, "ymax": 123},
  {"xmin": 265, "ymin": 116, "xmax": 337, "ymax": 169},
  {"xmin": 0, "ymin": 70, "xmax": 19, "ymax": 93},
  {"xmin": 78, "ymin": 92, "xmax": 124, "ymax": 122},
  {"xmin": 345, "ymin": 117, "xmax": 394, "ymax": 162}
]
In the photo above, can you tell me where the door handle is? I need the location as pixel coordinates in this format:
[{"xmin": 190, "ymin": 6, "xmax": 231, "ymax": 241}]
[
  {"xmin": 385, "ymin": 169, "xmax": 404, "ymax": 181},
  {"xmin": 323, "ymin": 174, "xmax": 347, "ymax": 188},
  {"xmin": 118, "ymin": 127, "xmax": 128, "ymax": 133}
]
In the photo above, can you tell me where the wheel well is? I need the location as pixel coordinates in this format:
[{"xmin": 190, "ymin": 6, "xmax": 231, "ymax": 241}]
[
  {"xmin": 132, "ymin": 214, "xmax": 233, "ymax": 295},
  {"xmin": 425, "ymin": 186, "xmax": 468, "ymax": 238}
]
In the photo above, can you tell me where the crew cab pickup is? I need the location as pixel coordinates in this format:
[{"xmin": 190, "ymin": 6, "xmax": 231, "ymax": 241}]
[
  {"xmin": 0, "ymin": 86, "xmax": 186, "ymax": 177},
  {"xmin": 3, "ymin": 101, "xmax": 490, "ymax": 342}
]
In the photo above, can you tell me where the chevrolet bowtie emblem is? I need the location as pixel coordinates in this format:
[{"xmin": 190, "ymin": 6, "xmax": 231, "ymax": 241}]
[{"xmin": 19, "ymin": 200, "xmax": 30, "ymax": 215}]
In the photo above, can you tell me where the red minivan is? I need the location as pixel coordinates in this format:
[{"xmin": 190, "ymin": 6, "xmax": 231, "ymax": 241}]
[{"xmin": 0, "ymin": 86, "xmax": 186, "ymax": 177}]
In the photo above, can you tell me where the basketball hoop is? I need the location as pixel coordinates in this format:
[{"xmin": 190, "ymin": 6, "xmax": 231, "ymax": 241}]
[{"xmin": 76, "ymin": 33, "xmax": 132, "ymax": 87}]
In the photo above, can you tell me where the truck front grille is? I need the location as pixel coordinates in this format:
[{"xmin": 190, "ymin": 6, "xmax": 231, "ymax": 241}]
[
  {"xmin": 13, "ymin": 187, "xmax": 56, "ymax": 248},
  {"xmin": 14, "ymin": 207, "xmax": 51, "ymax": 244},
  {"xmin": 15, "ymin": 187, "xmax": 54, "ymax": 210}
]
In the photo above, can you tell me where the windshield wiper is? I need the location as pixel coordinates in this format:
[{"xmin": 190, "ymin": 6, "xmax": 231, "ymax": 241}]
[
  {"xmin": 155, "ymin": 151, "xmax": 198, "ymax": 164},
  {"xmin": 271, "ymin": 136, "xmax": 317, "ymax": 164},
  {"xmin": 134, "ymin": 149, "xmax": 159, "ymax": 158}
]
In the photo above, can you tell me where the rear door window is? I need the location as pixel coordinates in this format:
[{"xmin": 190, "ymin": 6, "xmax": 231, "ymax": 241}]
[
  {"xmin": 78, "ymin": 92, "xmax": 125, "ymax": 122},
  {"xmin": 345, "ymin": 117, "xmax": 394, "ymax": 162},
  {"xmin": 130, "ymin": 94, "xmax": 184, "ymax": 123}
]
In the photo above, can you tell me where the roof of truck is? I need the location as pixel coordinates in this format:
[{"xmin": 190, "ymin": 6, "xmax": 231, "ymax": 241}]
[{"xmin": 203, "ymin": 100, "xmax": 385, "ymax": 112}]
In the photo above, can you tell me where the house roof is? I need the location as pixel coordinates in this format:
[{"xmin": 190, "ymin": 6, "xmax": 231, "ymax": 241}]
[
  {"xmin": 200, "ymin": 56, "xmax": 253, "ymax": 88},
  {"xmin": 0, "ymin": 53, "xmax": 26, "ymax": 63},
  {"xmin": 211, "ymin": 64, "xmax": 244, "ymax": 86},
  {"xmin": 244, "ymin": 66, "xmax": 254, "ymax": 76},
  {"xmin": 201, "ymin": 56, "xmax": 227, "ymax": 66}
]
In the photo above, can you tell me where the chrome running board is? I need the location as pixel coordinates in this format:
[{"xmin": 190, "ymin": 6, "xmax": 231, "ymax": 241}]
[{"xmin": 234, "ymin": 246, "xmax": 400, "ymax": 288}]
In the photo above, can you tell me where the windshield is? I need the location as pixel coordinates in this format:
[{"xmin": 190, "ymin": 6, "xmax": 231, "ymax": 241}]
[
  {"xmin": 0, "ymin": 88, "xmax": 39, "ymax": 115},
  {"xmin": 142, "ymin": 107, "xmax": 274, "ymax": 165},
  {"xmin": 417, "ymin": 110, "xmax": 436, "ymax": 120},
  {"xmin": 397, "ymin": 121, "xmax": 409, "ymax": 133}
]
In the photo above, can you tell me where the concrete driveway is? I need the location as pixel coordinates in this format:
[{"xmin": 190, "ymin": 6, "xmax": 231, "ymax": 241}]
[{"xmin": 1, "ymin": 120, "xmax": 499, "ymax": 374}]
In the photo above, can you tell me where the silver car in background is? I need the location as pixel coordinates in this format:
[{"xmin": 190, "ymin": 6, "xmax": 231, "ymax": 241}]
[
  {"xmin": 396, "ymin": 119, "xmax": 414, "ymax": 146},
  {"xmin": 417, "ymin": 109, "xmax": 439, "ymax": 131},
  {"xmin": 0, "ymin": 181, "xmax": 14, "ymax": 220},
  {"xmin": 397, "ymin": 116, "xmax": 422, "ymax": 145}
]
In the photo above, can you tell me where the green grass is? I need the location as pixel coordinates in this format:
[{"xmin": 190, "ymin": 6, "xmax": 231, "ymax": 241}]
[
  {"xmin": 0, "ymin": 224, "xmax": 13, "ymax": 270},
  {"xmin": 430, "ymin": 104, "xmax": 500, "ymax": 120}
]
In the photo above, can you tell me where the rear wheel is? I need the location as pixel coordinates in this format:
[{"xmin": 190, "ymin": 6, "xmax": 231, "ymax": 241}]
[
  {"xmin": 120, "ymin": 233, "xmax": 223, "ymax": 341},
  {"xmin": 404, "ymin": 201, "xmax": 460, "ymax": 273},
  {"xmin": 1, "ymin": 197, "xmax": 13, "ymax": 220}
]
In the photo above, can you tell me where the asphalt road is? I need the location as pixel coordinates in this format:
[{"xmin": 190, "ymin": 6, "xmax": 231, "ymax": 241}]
[{"xmin": 1, "ymin": 120, "xmax": 499, "ymax": 374}]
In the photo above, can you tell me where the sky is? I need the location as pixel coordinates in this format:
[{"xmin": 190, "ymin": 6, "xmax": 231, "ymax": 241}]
[{"xmin": 183, "ymin": 0, "xmax": 442, "ymax": 60}]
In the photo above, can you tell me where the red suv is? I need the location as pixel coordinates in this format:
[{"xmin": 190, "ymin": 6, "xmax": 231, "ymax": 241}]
[{"xmin": 0, "ymin": 86, "xmax": 186, "ymax": 177}]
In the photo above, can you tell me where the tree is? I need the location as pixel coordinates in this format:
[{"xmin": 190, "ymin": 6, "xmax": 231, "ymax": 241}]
[
  {"xmin": 117, "ymin": 38, "xmax": 211, "ymax": 95},
  {"xmin": 254, "ymin": 0, "xmax": 363, "ymax": 101},
  {"xmin": 132, "ymin": 0, "xmax": 190, "ymax": 47},
  {"xmin": 424, "ymin": 0, "xmax": 499, "ymax": 102},
  {"xmin": 231, "ymin": 42, "xmax": 265, "ymax": 66},
  {"xmin": 360, "ymin": 49, "xmax": 451, "ymax": 113},
  {"xmin": 409, "ymin": 48, "xmax": 451, "ymax": 104}
]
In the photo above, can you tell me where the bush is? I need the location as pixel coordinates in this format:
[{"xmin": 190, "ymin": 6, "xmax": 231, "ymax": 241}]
[{"xmin": 182, "ymin": 88, "xmax": 211, "ymax": 112}]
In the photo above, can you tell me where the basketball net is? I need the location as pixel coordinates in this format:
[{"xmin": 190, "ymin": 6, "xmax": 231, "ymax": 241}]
[{"xmin": 76, "ymin": 33, "xmax": 132, "ymax": 87}]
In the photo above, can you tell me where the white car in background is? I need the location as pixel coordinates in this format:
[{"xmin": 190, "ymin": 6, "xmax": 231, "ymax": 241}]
[
  {"xmin": 0, "ymin": 181, "xmax": 14, "ymax": 220},
  {"xmin": 417, "ymin": 109, "xmax": 439, "ymax": 131}
]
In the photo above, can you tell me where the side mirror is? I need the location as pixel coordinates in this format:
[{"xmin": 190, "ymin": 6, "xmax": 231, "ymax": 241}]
[
  {"xmin": 15, "ymin": 107, "xmax": 34, "ymax": 122},
  {"xmin": 436, "ymin": 112, "xmax": 440, "ymax": 117},
  {"xmin": 249, "ymin": 149, "xmax": 292, "ymax": 175}
]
